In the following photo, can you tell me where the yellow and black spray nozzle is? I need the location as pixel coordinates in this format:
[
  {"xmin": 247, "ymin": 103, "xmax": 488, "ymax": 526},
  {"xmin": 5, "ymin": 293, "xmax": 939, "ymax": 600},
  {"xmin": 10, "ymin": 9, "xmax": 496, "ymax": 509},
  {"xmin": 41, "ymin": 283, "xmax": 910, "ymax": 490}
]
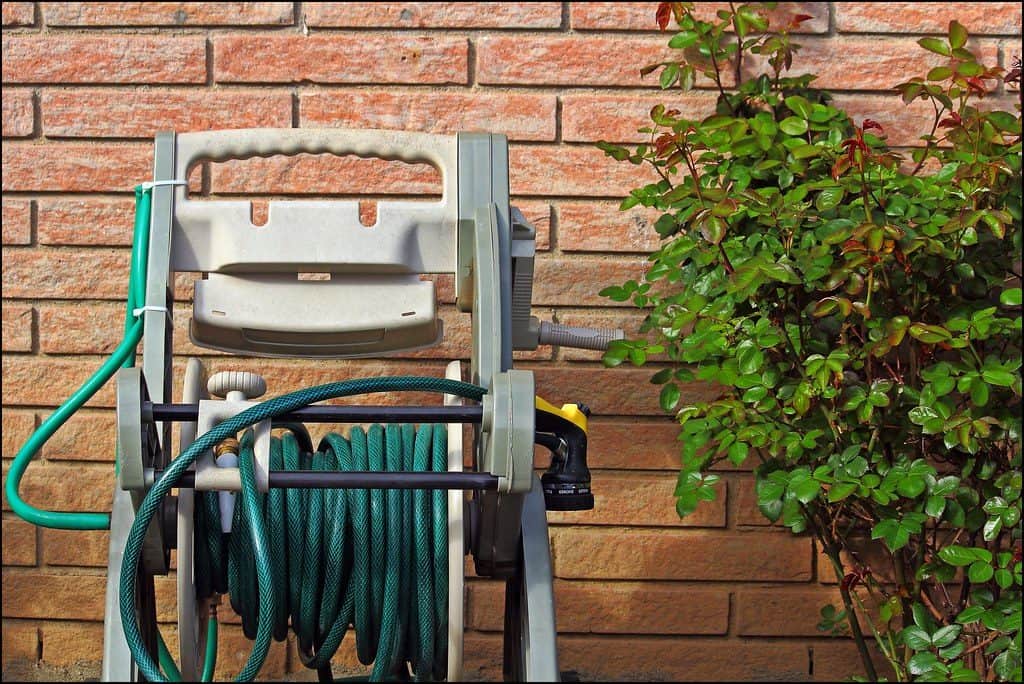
[{"xmin": 535, "ymin": 397, "xmax": 593, "ymax": 511}]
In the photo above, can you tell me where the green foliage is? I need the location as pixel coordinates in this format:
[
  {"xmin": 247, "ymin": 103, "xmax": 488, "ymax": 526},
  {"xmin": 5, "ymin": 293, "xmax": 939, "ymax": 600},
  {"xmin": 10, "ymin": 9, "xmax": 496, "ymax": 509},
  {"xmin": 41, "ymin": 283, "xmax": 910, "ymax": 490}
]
[{"xmin": 600, "ymin": 4, "xmax": 1022, "ymax": 681}]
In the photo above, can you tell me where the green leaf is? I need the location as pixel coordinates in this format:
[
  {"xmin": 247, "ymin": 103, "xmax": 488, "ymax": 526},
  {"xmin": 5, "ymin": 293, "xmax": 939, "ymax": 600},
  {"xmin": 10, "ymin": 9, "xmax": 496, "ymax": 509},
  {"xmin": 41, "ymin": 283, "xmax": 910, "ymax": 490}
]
[
  {"xmin": 660, "ymin": 63, "xmax": 680, "ymax": 89},
  {"xmin": 968, "ymin": 560, "xmax": 994, "ymax": 583},
  {"xmin": 956, "ymin": 605, "xmax": 986, "ymax": 624},
  {"xmin": 908, "ymin": 652, "xmax": 941, "ymax": 676},
  {"xmin": 938, "ymin": 545, "xmax": 992, "ymax": 566},
  {"xmin": 784, "ymin": 95, "xmax": 813, "ymax": 119},
  {"xmin": 948, "ymin": 20, "xmax": 968, "ymax": 49},
  {"xmin": 828, "ymin": 482, "xmax": 858, "ymax": 502},
  {"xmin": 994, "ymin": 568, "xmax": 1014, "ymax": 589},
  {"xmin": 901, "ymin": 625, "xmax": 933, "ymax": 650},
  {"xmin": 815, "ymin": 186, "xmax": 845, "ymax": 211},
  {"xmin": 983, "ymin": 516, "xmax": 1003, "ymax": 541},
  {"xmin": 1000, "ymin": 287, "xmax": 1022, "ymax": 306},
  {"xmin": 918, "ymin": 37, "xmax": 951, "ymax": 56},
  {"xmin": 779, "ymin": 116, "xmax": 809, "ymax": 135},
  {"xmin": 660, "ymin": 382, "xmax": 681, "ymax": 411},
  {"xmin": 668, "ymin": 30, "xmax": 699, "ymax": 49},
  {"xmin": 908, "ymin": 323, "xmax": 952, "ymax": 344},
  {"xmin": 981, "ymin": 368, "xmax": 1016, "ymax": 387}
]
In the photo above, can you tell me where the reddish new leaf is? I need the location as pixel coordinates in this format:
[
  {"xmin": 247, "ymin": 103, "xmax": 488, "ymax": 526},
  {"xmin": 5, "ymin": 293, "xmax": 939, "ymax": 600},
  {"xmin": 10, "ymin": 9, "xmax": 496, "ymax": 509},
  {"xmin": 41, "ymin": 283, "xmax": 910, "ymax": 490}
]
[{"xmin": 656, "ymin": 2, "xmax": 673, "ymax": 31}]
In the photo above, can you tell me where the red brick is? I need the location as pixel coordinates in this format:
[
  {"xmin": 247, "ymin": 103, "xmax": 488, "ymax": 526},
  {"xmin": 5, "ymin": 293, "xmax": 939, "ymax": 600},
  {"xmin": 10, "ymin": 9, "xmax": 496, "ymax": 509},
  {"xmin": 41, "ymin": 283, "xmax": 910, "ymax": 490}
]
[
  {"xmin": 736, "ymin": 587, "xmax": 847, "ymax": 636},
  {"xmin": 1, "ymin": 143, "xmax": 152, "ymax": 192},
  {"xmin": 478, "ymin": 35, "xmax": 689, "ymax": 87},
  {"xmin": 2, "ymin": 247, "xmax": 131, "ymax": 299},
  {"xmin": 2, "ymin": 518, "xmax": 37, "ymax": 566},
  {"xmin": 210, "ymin": 624, "xmax": 289, "ymax": 680},
  {"xmin": 780, "ymin": 37, "xmax": 1002, "ymax": 91},
  {"xmin": 511, "ymin": 144, "xmax": 660, "ymax": 197},
  {"xmin": 208, "ymin": 154, "xmax": 443, "ymax": 196},
  {"xmin": 2, "ymin": 198, "xmax": 32, "ymax": 245},
  {"xmin": 571, "ymin": 2, "xmax": 829, "ymax": 33},
  {"xmin": 1, "ymin": 3, "xmax": 34, "ymax": 26},
  {"xmin": 550, "ymin": 528, "xmax": 813, "ymax": 580},
  {"xmin": 558, "ymin": 201, "xmax": 663, "ymax": 253},
  {"xmin": 836, "ymin": 3, "xmax": 1022, "ymax": 35},
  {"xmin": 214, "ymin": 35, "xmax": 468, "ymax": 85},
  {"xmin": 36, "ymin": 198, "xmax": 135, "ymax": 246},
  {"xmin": 33, "ymin": 409, "xmax": 116, "ymax": 463},
  {"xmin": 300, "ymin": 90, "xmax": 556, "ymax": 142},
  {"xmin": 2, "ymin": 462, "xmax": 114, "ymax": 513},
  {"xmin": 532, "ymin": 255, "xmax": 648, "ymax": 306},
  {"xmin": 42, "ymin": 89, "xmax": 292, "ymax": 139},
  {"xmin": 2, "ymin": 410, "xmax": 36, "ymax": 458},
  {"xmin": 531, "ymin": 365, "xmax": 721, "ymax": 417},
  {"xmin": 1, "ymin": 357, "xmax": 118, "ymax": 408},
  {"xmin": 2, "ymin": 88, "xmax": 33, "ymax": 137},
  {"xmin": 1, "ymin": 621, "xmax": 39, "ymax": 662},
  {"xmin": 2, "ymin": 303, "xmax": 33, "ymax": 352},
  {"xmin": 0, "ymin": 571, "xmax": 106, "ymax": 620},
  {"xmin": 42, "ymin": 2, "xmax": 293, "ymax": 26},
  {"xmin": 37, "ymin": 621, "xmax": 104, "ymax": 668},
  {"xmin": 577, "ymin": 417, "xmax": 684, "ymax": 470},
  {"xmin": 547, "ymin": 472, "xmax": 724, "ymax": 527},
  {"xmin": 467, "ymin": 579, "xmax": 730, "ymax": 634},
  {"xmin": 41, "ymin": 529, "xmax": 109, "ymax": 567},
  {"xmin": 1, "ymin": 36, "xmax": 206, "ymax": 84},
  {"xmin": 305, "ymin": 3, "xmax": 561, "ymax": 28},
  {"xmin": 561, "ymin": 92, "xmax": 716, "ymax": 144},
  {"xmin": 552, "ymin": 635, "xmax": 814, "ymax": 682}
]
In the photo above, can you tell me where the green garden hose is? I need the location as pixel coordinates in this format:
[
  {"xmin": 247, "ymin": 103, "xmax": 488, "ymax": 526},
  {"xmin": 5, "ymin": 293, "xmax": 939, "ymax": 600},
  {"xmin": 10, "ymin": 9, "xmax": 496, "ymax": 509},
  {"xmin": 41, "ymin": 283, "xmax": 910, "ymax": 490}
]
[
  {"xmin": 4, "ymin": 185, "xmax": 151, "ymax": 529},
  {"xmin": 120, "ymin": 377, "xmax": 486, "ymax": 682}
]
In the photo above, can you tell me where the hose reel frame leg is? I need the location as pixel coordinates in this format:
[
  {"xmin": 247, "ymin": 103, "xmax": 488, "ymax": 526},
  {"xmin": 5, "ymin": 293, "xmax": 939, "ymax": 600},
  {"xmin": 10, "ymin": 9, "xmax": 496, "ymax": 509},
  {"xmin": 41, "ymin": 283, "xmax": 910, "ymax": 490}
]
[{"xmin": 503, "ymin": 474, "xmax": 560, "ymax": 682}]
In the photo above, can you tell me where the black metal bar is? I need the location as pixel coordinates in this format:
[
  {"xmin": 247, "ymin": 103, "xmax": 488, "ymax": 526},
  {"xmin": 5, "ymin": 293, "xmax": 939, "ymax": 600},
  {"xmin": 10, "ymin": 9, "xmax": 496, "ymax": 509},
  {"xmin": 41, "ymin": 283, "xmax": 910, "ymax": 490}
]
[
  {"xmin": 145, "ymin": 403, "xmax": 483, "ymax": 424},
  {"xmin": 160, "ymin": 469, "xmax": 499, "ymax": 491}
]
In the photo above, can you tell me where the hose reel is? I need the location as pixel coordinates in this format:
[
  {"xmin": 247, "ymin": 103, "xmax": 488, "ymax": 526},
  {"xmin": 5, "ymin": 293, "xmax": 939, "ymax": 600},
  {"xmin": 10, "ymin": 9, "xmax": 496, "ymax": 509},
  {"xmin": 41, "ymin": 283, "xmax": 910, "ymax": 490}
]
[{"xmin": 7, "ymin": 128, "xmax": 623, "ymax": 682}]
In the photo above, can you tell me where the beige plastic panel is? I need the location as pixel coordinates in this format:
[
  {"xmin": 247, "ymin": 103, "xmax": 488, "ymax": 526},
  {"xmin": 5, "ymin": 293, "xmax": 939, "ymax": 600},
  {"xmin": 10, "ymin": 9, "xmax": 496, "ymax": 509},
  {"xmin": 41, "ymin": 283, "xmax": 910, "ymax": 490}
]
[
  {"xmin": 170, "ymin": 129, "xmax": 455, "ymax": 356},
  {"xmin": 170, "ymin": 128, "xmax": 458, "ymax": 274},
  {"xmin": 191, "ymin": 273, "xmax": 441, "ymax": 358}
]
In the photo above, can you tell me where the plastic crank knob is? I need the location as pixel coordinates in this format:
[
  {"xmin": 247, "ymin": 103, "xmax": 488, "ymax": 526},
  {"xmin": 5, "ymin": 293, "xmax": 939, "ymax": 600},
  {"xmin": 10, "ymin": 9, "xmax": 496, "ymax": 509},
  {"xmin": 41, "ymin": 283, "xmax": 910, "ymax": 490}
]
[{"xmin": 207, "ymin": 371, "xmax": 267, "ymax": 400}]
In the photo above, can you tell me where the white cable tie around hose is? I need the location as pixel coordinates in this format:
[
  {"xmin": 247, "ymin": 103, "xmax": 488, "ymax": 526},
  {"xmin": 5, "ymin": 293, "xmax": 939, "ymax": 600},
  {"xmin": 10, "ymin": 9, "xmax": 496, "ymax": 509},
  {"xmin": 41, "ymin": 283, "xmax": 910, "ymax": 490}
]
[
  {"xmin": 132, "ymin": 305, "xmax": 171, "ymax": 319},
  {"xmin": 140, "ymin": 179, "xmax": 188, "ymax": 190}
]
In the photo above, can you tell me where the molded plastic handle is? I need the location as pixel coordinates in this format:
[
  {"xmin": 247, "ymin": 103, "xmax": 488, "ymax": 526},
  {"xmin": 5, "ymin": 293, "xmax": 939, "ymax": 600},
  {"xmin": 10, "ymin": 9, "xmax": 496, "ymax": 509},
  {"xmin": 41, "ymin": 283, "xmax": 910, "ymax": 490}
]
[{"xmin": 174, "ymin": 128, "xmax": 457, "ymax": 183}]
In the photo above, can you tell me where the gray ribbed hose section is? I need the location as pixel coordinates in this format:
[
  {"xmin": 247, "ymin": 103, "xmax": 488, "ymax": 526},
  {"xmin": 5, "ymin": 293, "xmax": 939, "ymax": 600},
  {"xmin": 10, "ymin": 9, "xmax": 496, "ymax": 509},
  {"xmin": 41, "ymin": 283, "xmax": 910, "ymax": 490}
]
[{"xmin": 538, "ymin": 321, "xmax": 624, "ymax": 351}]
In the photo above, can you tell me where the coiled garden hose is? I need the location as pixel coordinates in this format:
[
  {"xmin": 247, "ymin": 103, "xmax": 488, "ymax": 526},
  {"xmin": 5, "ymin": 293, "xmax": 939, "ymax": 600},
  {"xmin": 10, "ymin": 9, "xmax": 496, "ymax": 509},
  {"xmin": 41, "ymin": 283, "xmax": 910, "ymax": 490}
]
[{"xmin": 120, "ymin": 377, "xmax": 487, "ymax": 682}]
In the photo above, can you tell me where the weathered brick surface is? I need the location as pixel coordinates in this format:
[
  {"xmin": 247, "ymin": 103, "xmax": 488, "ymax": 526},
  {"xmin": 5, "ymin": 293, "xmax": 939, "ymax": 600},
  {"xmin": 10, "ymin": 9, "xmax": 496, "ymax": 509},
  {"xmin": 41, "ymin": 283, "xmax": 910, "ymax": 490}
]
[
  {"xmin": 300, "ymin": 91, "xmax": 557, "ymax": 141},
  {"xmin": 478, "ymin": 35, "xmax": 684, "ymax": 87},
  {"xmin": 2, "ymin": 410, "xmax": 35, "ymax": 458},
  {"xmin": 1, "ymin": 571, "xmax": 106, "ymax": 620},
  {"xmin": 3, "ymin": 5, "xmax": 1020, "ymax": 681},
  {"xmin": 571, "ymin": 2, "xmax": 829, "ymax": 33},
  {"xmin": 36, "ymin": 198, "xmax": 134, "ymax": 246},
  {"xmin": 551, "ymin": 528, "xmax": 813, "ymax": 581},
  {"xmin": 547, "ymin": 472, "xmax": 725, "ymax": 527},
  {"xmin": 1, "ymin": 143, "xmax": 153, "ymax": 192},
  {"xmin": 1, "ymin": 88, "xmax": 34, "ymax": 138},
  {"xmin": 1, "ymin": 199, "xmax": 32, "ymax": 245},
  {"xmin": 836, "ymin": 2, "xmax": 1023, "ymax": 35},
  {"xmin": 42, "ymin": 2, "xmax": 294, "ymax": 26},
  {"xmin": 213, "ymin": 35, "xmax": 468, "ymax": 84},
  {"xmin": 2, "ymin": 519, "xmax": 36, "ymax": 566},
  {"xmin": 1, "ymin": 36, "xmax": 206, "ymax": 84},
  {"xmin": 1, "ymin": 3, "xmax": 34, "ymax": 26},
  {"xmin": 1, "ymin": 304, "xmax": 33, "ymax": 352},
  {"xmin": 305, "ymin": 2, "xmax": 562, "ymax": 28},
  {"xmin": 2, "ymin": 247, "xmax": 131, "ymax": 300},
  {"xmin": 558, "ymin": 201, "xmax": 663, "ymax": 252},
  {"xmin": 472, "ymin": 579, "xmax": 730, "ymax": 635},
  {"xmin": 42, "ymin": 89, "xmax": 292, "ymax": 138}
]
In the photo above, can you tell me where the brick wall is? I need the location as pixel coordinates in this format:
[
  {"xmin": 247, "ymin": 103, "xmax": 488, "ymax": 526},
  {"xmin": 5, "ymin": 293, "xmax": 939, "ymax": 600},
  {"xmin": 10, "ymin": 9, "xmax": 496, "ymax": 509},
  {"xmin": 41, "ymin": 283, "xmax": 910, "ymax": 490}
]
[{"xmin": 2, "ymin": 2, "xmax": 1021, "ymax": 681}]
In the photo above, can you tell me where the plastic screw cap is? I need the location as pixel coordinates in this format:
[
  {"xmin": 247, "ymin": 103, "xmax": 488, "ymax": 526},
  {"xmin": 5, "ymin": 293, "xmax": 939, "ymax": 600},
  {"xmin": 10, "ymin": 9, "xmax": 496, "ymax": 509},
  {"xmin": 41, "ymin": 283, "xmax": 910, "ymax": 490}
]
[{"xmin": 207, "ymin": 371, "xmax": 267, "ymax": 399}]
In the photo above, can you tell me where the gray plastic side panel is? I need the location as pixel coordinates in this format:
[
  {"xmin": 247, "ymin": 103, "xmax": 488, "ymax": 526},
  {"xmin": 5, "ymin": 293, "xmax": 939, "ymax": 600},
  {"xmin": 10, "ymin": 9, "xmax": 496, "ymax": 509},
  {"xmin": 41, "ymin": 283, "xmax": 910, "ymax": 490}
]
[{"xmin": 102, "ymin": 486, "xmax": 138, "ymax": 682}]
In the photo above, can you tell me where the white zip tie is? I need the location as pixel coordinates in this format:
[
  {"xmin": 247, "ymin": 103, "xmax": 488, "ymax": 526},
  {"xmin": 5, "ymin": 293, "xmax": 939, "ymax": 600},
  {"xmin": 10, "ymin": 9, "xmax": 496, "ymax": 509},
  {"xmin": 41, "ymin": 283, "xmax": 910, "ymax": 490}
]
[
  {"xmin": 140, "ymin": 179, "xmax": 188, "ymax": 190},
  {"xmin": 133, "ymin": 305, "xmax": 171, "ymax": 319}
]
